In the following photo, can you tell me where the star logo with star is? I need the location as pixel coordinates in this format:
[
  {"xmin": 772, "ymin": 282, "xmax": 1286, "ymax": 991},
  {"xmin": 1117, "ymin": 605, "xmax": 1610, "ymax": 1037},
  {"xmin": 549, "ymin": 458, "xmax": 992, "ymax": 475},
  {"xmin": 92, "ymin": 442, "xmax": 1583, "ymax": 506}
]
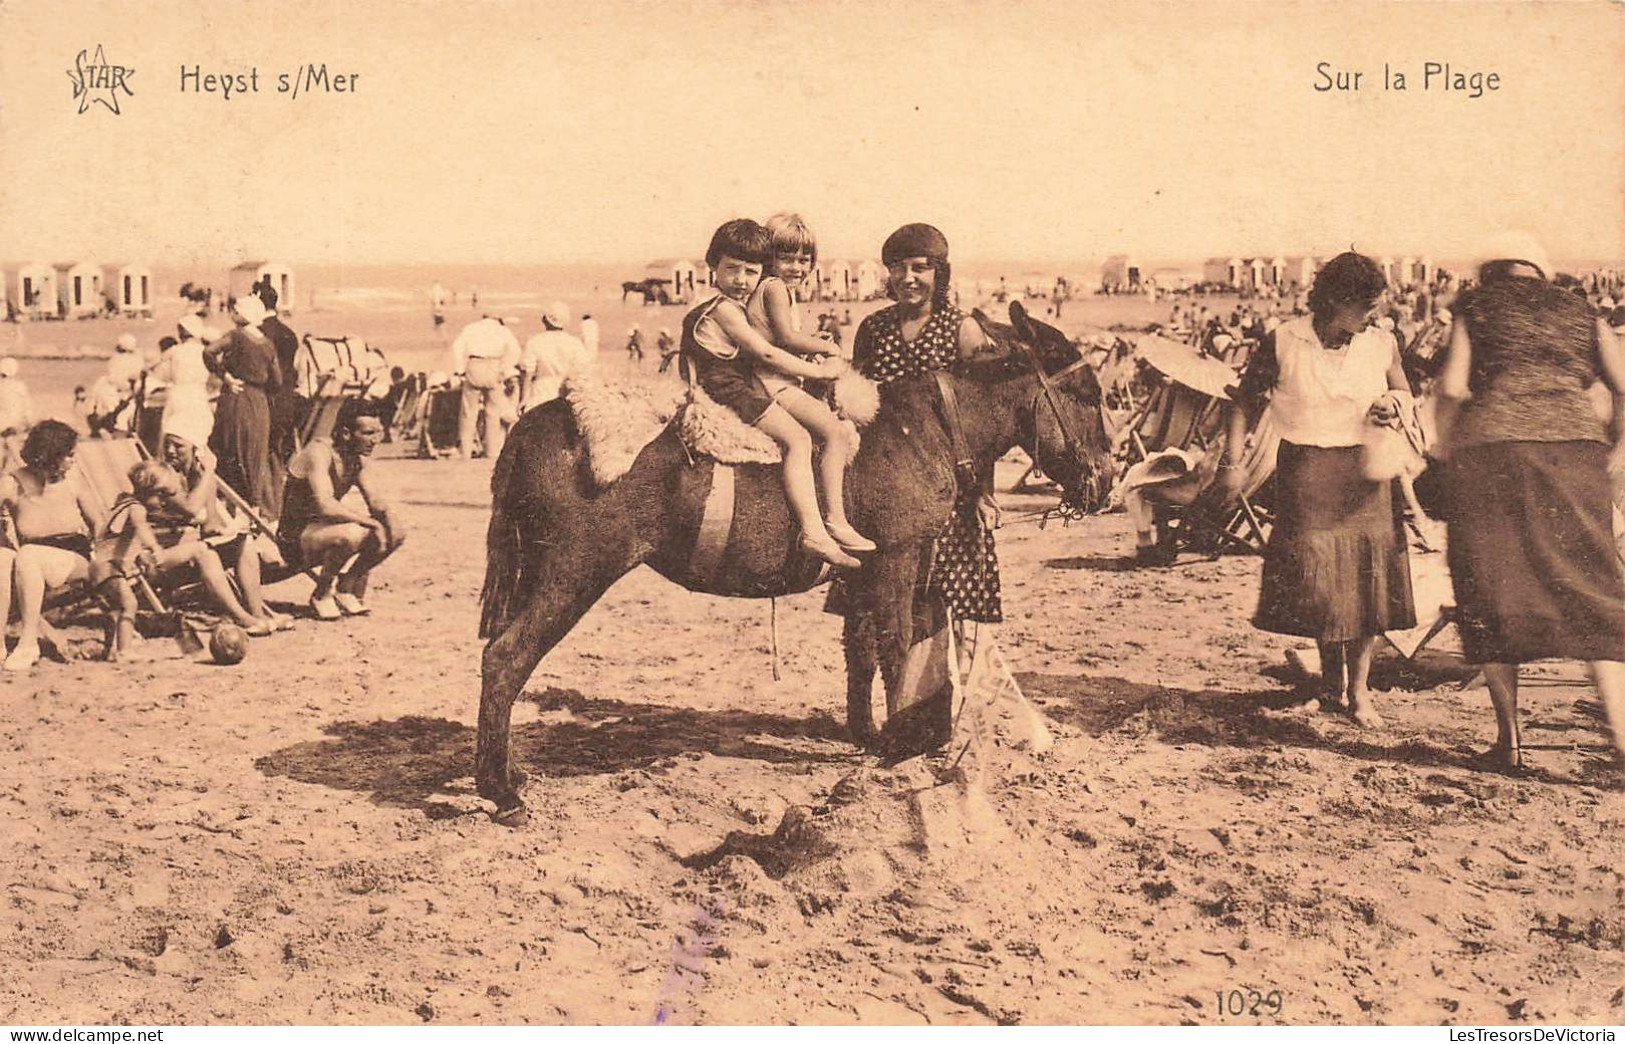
[{"xmin": 67, "ymin": 45, "xmax": 135, "ymax": 115}]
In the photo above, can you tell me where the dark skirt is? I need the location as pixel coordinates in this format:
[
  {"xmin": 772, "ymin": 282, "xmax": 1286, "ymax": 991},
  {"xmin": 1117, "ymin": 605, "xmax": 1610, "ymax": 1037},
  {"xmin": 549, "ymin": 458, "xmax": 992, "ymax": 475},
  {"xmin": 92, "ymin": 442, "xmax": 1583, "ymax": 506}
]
[
  {"xmin": 822, "ymin": 500, "xmax": 1003, "ymax": 624},
  {"xmin": 933, "ymin": 496, "xmax": 1003, "ymax": 623},
  {"xmin": 1255, "ymin": 442, "xmax": 1415, "ymax": 641},
  {"xmin": 1445, "ymin": 440, "xmax": 1625, "ymax": 663},
  {"xmin": 210, "ymin": 386, "xmax": 278, "ymax": 518}
]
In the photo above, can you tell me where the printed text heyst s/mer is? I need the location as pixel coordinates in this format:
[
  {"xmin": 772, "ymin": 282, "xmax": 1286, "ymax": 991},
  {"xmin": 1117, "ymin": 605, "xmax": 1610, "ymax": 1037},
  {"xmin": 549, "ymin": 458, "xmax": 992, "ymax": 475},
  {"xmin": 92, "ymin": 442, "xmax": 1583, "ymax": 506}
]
[{"xmin": 177, "ymin": 64, "xmax": 360, "ymax": 99}]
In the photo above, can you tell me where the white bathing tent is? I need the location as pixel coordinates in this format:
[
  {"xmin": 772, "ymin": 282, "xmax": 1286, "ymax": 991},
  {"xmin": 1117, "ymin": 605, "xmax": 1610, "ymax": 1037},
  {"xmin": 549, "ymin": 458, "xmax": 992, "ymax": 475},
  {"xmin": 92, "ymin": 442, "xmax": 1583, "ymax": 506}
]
[
  {"xmin": 1282, "ymin": 256, "xmax": 1319, "ymax": 290},
  {"xmin": 116, "ymin": 264, "xmax": 154, "ymax": 316},
  {"xmin": 57, "ymin": 261, "xmax": 105, "ymax": 318},
  {"xmin": 668, "ymin": 259, "xmax": 700, "ymax": 303},
  {"xmin": 855, "ymin": 260, "xmax": 885, "ymax": 300},
  {"xmin": 229, "ymin": 261, "xmax": 294, "ymax": 313},
  {"xmin": 825, "ymin": 260, "xmax": 853, "ymax": 300},
  {"xmin": 1101, "ymin": 255, "xmax": 1141, "ymax": 291},
  {"xmin": 9, "ymin": 262, "xmax": 56, "ymax": 319}
]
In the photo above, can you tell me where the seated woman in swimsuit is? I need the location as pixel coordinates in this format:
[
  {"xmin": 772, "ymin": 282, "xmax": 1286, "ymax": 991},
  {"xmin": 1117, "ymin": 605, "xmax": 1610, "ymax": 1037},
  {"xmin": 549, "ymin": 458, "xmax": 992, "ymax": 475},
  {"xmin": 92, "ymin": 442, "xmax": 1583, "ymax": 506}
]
[
  {"xmin": 278, "ymin": 400, "xmax": 405, "ymax": 620},
  {"xmin": 1, "ymin": 421, "xmax": 114, "ymax": 671},
  {"xmin": 160, "ymin": 407, "xmax": 293, "ymax": 631},
  {"xmin": 97, "ymin": 460, "xmax": 278, "ymax": 656}
]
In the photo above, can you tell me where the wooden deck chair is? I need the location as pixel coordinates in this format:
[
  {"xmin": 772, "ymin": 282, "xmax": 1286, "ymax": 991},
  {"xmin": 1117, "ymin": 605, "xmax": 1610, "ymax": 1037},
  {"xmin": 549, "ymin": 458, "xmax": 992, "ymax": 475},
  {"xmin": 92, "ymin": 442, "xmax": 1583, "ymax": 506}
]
[
  {"xmin": 417, "ymin": 381, "xmax": 464, "ymax": 458},
  {"xmin": 121, "ymin": 440, "xmax": 313, "ymax": 590},
  {"xmin": 386, "ymin": 375, "xmax": 426, "ymax": 442},
  {"xmin": 1124, "ymin": 406, "xmax": 1280, "ymax": 562},
  {"xmin": 293, "ymin": 334, "xmax": 390, "ymax": 449},
  {"xmin": 44, "ymin": 437, "xmax": 171, "ymax": 618}
]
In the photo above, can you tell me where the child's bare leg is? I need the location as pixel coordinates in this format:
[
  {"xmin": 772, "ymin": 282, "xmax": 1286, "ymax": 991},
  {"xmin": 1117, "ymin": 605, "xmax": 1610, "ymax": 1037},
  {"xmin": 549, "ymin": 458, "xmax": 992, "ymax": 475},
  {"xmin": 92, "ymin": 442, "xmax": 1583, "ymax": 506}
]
[
  {"xmin": 753, "ymin": 404, "xmax": 856, "ymax": 567},
  {"xmin": 98, "ymin": 576, "xmax": 140, "ymax": 661},
  {"xmin": 775, "ymin": 388, "xmax": 871, "ymax": 549}
]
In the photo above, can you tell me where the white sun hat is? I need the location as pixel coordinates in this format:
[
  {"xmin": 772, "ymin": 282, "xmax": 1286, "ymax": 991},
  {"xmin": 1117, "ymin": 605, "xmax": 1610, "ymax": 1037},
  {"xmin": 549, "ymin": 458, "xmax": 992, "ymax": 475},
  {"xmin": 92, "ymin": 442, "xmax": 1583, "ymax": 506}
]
[{"xmin": 1480, "ymin": 230, "xmax": 1553, "ymax": 281}]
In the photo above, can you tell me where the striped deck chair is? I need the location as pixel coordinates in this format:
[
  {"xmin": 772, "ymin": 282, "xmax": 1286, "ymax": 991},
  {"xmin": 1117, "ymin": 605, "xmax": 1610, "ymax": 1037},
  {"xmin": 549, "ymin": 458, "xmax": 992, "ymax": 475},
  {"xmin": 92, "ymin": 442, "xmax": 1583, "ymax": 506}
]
[
  {"xmin": 294, "ymin": 334, "xmax": 390, "ymax": 449},
  {"xmin": 43, "ymin": 437, "xmax": 170, "ymax": 618}
]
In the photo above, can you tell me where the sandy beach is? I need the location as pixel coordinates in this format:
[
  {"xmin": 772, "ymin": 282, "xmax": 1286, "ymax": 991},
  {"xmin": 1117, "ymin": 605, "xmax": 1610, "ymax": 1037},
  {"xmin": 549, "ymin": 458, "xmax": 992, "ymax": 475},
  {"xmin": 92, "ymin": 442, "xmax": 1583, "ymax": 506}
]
[{"xmin": 1, "ymin": 314, "xmax": 1620, "ymax": 1022}]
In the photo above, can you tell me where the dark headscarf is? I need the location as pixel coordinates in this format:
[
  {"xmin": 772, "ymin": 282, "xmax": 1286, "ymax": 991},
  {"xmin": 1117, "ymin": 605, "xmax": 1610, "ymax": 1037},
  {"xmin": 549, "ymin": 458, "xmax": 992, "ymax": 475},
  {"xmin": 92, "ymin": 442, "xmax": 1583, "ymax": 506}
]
[{"xmin": 882, "ymin": 223, "xmax": 950, "ymax": 266}]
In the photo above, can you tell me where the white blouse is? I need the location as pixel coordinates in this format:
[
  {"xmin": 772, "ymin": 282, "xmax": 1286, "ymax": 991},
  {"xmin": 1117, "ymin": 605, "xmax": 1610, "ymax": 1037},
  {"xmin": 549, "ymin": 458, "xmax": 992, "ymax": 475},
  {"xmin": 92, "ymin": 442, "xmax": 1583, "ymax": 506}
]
[{"xmin": 1267, "ymin": 315, "xmax": 1395, "ymax": 448}]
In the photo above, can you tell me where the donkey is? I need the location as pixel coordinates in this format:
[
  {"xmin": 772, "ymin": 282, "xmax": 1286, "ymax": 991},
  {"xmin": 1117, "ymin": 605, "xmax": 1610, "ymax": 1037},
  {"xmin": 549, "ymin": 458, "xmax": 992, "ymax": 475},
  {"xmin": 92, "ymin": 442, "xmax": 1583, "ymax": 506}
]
[{"xmin": 476, "ymin": 302, "xmax": 1112, "ymax": 824}]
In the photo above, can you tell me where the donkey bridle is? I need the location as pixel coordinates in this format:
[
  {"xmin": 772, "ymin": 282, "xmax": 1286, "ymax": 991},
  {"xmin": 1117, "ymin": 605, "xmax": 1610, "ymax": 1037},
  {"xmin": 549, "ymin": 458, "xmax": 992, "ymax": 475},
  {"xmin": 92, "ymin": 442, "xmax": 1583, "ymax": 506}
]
[{"xmin": 933, "ymin": 321, "xmax": 1098, "ymax": 506}]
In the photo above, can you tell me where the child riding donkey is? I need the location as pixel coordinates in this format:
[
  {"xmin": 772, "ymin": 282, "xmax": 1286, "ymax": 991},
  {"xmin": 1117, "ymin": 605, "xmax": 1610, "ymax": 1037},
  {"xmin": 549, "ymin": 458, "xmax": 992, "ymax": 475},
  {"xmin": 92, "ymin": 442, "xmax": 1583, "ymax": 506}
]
[{"xmin": 681, "ymin": 218, "xmax": 873, "ymax": 569}]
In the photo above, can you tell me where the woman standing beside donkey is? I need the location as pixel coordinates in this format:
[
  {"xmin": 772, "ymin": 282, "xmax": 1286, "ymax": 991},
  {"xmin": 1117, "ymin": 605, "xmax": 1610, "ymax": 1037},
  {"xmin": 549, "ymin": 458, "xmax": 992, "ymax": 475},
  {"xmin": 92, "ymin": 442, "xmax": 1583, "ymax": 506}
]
[{"xmin": 1222, "ymin": 251, "xmax": 1417, "ymax": 727}]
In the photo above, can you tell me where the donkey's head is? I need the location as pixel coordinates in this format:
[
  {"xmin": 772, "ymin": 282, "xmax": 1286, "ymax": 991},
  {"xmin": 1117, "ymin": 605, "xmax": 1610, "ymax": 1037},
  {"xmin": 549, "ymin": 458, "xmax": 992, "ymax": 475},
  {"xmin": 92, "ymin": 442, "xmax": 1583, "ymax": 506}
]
[{"xmin": 969, "ymin": 301, "xmax": 1113, "ymax": 514}]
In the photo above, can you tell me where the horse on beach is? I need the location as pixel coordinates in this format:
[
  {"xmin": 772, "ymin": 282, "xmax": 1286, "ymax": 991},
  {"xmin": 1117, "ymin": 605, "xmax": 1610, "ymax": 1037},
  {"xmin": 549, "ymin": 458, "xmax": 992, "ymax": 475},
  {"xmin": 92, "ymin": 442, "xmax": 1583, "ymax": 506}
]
[{"xmin": 476, "ymin": 302, "xmax": 1113, "ymax": 825}]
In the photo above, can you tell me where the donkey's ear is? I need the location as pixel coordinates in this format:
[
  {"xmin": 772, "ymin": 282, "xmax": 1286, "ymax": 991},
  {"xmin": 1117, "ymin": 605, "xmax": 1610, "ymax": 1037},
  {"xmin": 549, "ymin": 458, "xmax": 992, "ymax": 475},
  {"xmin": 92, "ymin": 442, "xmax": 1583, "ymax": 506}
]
[
  {"xmin": 972, "ymin": 308, "xmax": 989, "ymax": 325},
  {"xmin": 1009, "ymin": 299, "xmax": 1032, "ymax": 339}
]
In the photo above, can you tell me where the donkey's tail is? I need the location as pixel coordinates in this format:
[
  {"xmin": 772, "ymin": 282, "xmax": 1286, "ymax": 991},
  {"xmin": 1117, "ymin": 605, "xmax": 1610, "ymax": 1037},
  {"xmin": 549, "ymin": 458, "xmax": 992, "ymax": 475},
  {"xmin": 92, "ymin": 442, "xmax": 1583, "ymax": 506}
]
[{"xmin": 479, "ymin": 440, "xmax": 525, "ymax": 640}]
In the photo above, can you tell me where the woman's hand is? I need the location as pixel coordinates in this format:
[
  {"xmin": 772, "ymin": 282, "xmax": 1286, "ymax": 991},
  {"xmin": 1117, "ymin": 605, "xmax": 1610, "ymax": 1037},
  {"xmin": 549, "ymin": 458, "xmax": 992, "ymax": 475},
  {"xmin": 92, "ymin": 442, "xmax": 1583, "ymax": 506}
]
[
  {"xmin": 805, "ymin": 355, "xmax": 847, "ymax": 379},
  {"xmin": 976, "ymin": 492, "xmax": 1002, "ymax": 530},
  {"xmin": 1368, "ymin": 393, "xmax": 1400, "ymax": 423}
]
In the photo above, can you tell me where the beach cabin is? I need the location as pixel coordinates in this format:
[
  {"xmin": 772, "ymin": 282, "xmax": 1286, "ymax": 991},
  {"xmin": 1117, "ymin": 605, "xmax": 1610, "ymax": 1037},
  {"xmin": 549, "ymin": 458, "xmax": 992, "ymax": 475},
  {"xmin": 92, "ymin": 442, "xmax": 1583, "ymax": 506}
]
[
  {"xmin": 1281, "ymin": 256, "xmax": 1319, "ymax": 290},
  {"xmin": 56, "ymin": 262, "xmax": 104, "ymax": 319},
  {"xmin": 116, "ymin": 264, "xmax": 153, "ymax": 316},
  {"xmin": 1241, "ymin": 258, "xmax": 1266, "ymax": 293},
  {"xmin": 1101, "ymin": 255, "xmax": 1140, "ymax": 292},
  {"xmin": 9, "ymin": 262, "xmax": 57, "ymax": 320},
  {"xmin": 1377, "ymin": 256, "xmax": 1398, "ymax": 286},
  {"xmin": 1266, "ymin": 257, "xmax": 1287, "ymax": 288},
  {"xmin": 639, "ymin": 259, "xmax": 709, "ymax": 304},
  {"xmin": 1411, "ymin": 256, "xmax": 1435, "ymax": 286},
  {"xmin": 670, "ymin": 259, "xmax": 699, "ymax": 304},
  {"xmin": 855, "ymin": 260, "xmax": 885, "ymax": 300},
  {"xmin": 229, "ymin": 261, "xmax": 294, "ymax": 313},
  {"xmin": 826, "ymin": 260, "xmax": 853, "ymax": 301}
]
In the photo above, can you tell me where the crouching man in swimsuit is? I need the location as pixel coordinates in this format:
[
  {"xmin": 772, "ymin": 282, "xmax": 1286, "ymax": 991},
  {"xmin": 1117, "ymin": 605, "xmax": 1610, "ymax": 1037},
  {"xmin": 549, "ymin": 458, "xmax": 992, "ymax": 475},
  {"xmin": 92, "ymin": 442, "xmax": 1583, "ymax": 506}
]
[
  {"xmin": 278, "ymin": 400, "xmax": 405, "ymax": 620},
  {"xmin": 0, "ymin": 421, "xmax": 117, "ymax": 670}
]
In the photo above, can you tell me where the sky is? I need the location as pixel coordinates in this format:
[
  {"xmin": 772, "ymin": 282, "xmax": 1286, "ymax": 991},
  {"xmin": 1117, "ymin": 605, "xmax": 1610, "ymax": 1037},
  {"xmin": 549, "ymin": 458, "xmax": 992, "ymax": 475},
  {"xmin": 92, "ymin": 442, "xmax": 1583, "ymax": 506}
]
[{"xmin": 1, "ymin": 0, "xmax": 1622, "ymax": 268}]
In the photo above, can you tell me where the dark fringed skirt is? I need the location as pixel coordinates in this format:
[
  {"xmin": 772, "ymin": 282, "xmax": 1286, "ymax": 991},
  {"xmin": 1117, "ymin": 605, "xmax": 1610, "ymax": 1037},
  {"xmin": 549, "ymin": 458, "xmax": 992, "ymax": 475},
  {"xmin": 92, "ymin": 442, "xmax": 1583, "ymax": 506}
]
[
  {"xmin": 1445, "ymin": 440, "xmax": 1625, "ymax": 664},
  {"xmin": 1254, "ymin": 442, "xmax": 1415, "ymax": 641}
]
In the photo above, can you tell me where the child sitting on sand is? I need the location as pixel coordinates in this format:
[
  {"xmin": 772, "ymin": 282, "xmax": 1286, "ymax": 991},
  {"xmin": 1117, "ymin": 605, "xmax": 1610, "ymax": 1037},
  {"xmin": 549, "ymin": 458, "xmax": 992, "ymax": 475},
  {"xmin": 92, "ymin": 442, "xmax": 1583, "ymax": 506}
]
[
  {"xmin": 97, "ymin": 460, "xmax": 276, "ymax": 659},
  {"xmin": 680, "ymin": 218, "xmax": 865, "ymax": 569},
  {"xmin": 745, "ymin": 213, "xmax": 872, "ymax": 557}
]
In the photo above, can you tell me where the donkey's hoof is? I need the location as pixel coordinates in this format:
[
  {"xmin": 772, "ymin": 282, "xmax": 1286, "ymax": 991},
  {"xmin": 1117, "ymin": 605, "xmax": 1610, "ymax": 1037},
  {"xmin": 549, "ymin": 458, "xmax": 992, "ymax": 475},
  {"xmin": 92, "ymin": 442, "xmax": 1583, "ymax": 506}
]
[
  {"xmin": 490, "ymin": 802, "xmax": 529, "ymax": 829},
  {"xmin": 847, "ymin": 721, "xmax": 879, "ymax": 751},
  {"xmin": 508, "ymin": 767, "xmax": 529, "ymax": 788}
]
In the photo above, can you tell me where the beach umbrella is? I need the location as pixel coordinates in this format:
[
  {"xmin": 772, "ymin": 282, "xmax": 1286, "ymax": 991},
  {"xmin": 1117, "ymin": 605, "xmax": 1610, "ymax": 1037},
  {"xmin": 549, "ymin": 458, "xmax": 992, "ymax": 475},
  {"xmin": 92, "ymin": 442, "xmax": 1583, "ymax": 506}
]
[{"xmin": 1132, "ymin": 333, "xmax": 1239, "ymax": 401}]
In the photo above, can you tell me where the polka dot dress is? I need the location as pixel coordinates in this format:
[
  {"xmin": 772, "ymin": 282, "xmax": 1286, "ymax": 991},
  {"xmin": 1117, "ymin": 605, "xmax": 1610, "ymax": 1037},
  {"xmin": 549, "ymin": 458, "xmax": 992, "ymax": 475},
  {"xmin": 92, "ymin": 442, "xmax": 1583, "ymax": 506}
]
[{"xmin": 855, "ymin": 305, "xmax": 1003, "ymax": 624}]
